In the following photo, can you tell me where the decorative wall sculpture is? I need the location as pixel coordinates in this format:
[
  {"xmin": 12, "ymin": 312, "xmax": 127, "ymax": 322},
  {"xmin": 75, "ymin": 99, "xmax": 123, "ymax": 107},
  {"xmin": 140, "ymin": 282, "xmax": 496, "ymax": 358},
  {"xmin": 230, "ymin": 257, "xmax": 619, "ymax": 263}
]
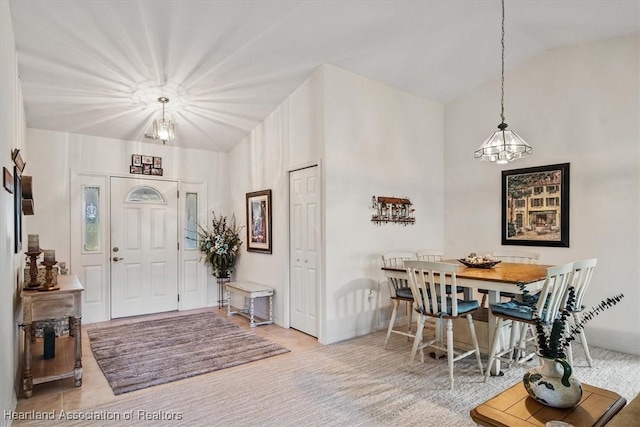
[{"xmin": 371, "ymin": 196, "xmax": 415, "ymax": 226}]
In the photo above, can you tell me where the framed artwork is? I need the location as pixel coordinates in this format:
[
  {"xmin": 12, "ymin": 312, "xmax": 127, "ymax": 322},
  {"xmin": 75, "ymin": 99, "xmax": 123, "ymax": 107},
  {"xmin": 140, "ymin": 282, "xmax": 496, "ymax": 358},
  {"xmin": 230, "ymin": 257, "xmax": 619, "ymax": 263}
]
[
  {"xmin": 246, "ymin": 189, "xmax": 272, "ymax": 253},
  {"xmin": 12, "ymin": 149, "xmax": 25, "ymax": 172},
  {"xmin": 130, "ymin": 154, "xmax": 162, "ymax": 175},
  {"xmin": 502, "ymin": 163, "xmax": 570, "ymax": 247},
  {"xmin": 14, "ymin": 166, "xmax": 22, "ymax": 253},
  {"xmin": 3, "ymin": 167, "xmax": 13, "ymax": 193}
]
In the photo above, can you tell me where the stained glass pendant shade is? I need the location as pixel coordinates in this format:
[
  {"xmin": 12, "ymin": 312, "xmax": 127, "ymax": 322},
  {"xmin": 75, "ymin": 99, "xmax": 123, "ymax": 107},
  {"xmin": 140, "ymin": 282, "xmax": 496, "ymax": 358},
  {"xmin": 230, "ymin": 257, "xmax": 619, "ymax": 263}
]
[{"xmin": 475, "ymin": 0, "xmax": 532, "ymax": 164}]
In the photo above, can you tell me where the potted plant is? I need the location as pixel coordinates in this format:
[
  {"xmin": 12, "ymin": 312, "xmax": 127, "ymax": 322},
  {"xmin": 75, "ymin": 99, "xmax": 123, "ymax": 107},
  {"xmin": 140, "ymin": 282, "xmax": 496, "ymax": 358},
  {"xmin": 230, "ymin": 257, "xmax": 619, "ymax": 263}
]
[
  {"xmin": 198, "ymin": 211, "xmax": 244, "ymax": 279},
  {"xmin": 518, "ymin": 283, "xmax": 624, "ymax": 408}
]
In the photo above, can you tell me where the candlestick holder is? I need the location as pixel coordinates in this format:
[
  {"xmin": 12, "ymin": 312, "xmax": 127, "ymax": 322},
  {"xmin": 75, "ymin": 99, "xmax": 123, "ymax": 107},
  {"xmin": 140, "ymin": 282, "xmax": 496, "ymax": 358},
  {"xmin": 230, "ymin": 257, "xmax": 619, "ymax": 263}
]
[
  {"xmin": 24, "ymin": 251, "xmax": 42, "ymax": 290},
  {"xmin": 39, "ymin": 261, "xmax": 60, "ymax": 292}
]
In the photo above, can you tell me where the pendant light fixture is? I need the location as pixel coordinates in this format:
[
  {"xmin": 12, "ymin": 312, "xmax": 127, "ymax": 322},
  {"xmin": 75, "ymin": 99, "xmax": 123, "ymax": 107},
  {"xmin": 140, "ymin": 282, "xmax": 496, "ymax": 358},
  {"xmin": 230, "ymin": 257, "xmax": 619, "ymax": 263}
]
[
  {"xmin": 475, "ymin": 0, "xmax": 531, "ymax": 164},
  {"xmin": 145, "ymin": 97, "xmax": 175, "ymax": 145}
]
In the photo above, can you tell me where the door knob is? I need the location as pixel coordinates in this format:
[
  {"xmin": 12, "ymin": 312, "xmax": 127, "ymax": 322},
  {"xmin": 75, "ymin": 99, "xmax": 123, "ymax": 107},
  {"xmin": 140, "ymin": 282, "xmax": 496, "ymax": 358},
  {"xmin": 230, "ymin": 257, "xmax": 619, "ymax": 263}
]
[{"xmin": 112, "ymin": 257, "xmax": 124, "ymax": 262}]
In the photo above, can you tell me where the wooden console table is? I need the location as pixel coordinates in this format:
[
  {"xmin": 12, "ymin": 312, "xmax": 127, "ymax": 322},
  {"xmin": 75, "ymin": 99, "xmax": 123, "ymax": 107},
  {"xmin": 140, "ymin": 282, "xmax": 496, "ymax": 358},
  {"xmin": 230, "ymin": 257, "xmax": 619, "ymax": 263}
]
[
  {"xmin": 226, "ymin": 281, "xmax": 274, "ymax": 327},
  {"xmin": 21, "ymin": 274, "xmax": 84, "ymax": 398},
  {"xmin": 470, "ymin": 381, "xmax": 626, "ymax": 427}
]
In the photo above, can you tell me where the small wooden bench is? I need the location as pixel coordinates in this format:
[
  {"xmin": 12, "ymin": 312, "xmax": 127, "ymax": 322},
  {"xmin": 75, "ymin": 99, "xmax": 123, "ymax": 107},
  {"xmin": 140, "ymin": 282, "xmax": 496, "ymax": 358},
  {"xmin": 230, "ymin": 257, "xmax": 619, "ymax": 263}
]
[{"xmin": 226, "ymin": 281, "xmax": 274, "ymax": 327}]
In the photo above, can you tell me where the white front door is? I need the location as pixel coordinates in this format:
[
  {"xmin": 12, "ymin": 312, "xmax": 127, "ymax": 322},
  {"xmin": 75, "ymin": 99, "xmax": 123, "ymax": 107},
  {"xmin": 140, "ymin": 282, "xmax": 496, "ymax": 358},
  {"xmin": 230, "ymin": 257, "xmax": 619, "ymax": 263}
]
[
  {"xmin": 110, "ymin": 177, "xmax": 178, "ymax": 318},
  {"xmin": 289, "ymin": 166, "xmax": 320, "ymax": 337}
]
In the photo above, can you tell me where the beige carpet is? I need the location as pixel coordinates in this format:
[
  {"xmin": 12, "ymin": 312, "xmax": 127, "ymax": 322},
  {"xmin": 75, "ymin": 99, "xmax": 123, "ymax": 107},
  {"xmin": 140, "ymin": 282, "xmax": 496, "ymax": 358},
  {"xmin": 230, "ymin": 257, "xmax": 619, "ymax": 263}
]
[
  {"xmin": 87, "ymin": 312, "xmax": 290, "ymax": 395},
  {"xmin": 32, "ymin": 331, "xmax": 640, "ymax": 426}
]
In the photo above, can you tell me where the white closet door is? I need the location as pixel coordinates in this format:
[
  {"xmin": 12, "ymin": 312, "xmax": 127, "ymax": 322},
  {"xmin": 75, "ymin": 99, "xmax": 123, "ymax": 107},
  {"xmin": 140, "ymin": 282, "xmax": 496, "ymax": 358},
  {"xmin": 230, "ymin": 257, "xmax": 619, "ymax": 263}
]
[{"xmin": 289, "ymin": 166, "xmax": 320, "ymax": 337}]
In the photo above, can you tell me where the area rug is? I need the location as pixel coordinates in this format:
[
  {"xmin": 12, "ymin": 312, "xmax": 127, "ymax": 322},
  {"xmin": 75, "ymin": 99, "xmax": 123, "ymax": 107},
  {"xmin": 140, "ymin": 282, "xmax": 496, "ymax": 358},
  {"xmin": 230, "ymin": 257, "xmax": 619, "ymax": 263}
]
[{"xmin": 87, "ymin": 312, "xmax": 289, "ymax": 395}]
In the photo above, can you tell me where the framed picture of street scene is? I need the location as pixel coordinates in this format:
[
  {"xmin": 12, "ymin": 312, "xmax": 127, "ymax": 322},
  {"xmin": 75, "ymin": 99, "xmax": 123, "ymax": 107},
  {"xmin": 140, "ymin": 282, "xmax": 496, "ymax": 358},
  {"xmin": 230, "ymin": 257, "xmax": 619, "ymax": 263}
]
[{"xmin": 502, "ymin": 163, "xmax": 570, "ymax": 247}]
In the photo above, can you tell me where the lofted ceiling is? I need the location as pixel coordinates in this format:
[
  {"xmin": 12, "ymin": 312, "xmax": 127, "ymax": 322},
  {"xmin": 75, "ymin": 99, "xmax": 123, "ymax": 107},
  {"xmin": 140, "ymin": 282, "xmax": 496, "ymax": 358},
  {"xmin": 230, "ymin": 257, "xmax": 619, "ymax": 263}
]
[{"xmin": 8, "ymin": 0, "xmax": 640, "ymax": 152}]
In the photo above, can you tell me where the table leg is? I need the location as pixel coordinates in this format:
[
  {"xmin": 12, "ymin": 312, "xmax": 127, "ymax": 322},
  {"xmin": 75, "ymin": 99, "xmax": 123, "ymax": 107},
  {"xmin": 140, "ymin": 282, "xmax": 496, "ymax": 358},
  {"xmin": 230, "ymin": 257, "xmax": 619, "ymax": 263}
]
[
  {"xmin": 73, "ymin": 316, "xmax": 82, "ymax": 386},
  {"xmin": 487, "ymin": 290, "xmax": 502, "ymax": 376},
  {"xmin": 269, "ymin": 295, "xmax": 273, "ymax": 323},
  {"xmin": 227, "ymin": 287, "xmax": 231, "ymax": 317},
  {"xmin": 22, "ymin": 323, "xmax": 33, "ymax": 398}
]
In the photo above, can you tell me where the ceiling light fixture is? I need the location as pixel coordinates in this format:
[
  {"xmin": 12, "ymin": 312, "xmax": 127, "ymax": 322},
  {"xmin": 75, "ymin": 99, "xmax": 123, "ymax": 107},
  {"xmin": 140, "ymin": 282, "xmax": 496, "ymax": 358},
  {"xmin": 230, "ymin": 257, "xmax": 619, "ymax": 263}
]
[
  {"xmin": 145, "ymin": 97, "xmax": 175, "ymax": 145},
  {"xmin": 475, "ymin": 0, "xmax": 532, "ymax": 164}
]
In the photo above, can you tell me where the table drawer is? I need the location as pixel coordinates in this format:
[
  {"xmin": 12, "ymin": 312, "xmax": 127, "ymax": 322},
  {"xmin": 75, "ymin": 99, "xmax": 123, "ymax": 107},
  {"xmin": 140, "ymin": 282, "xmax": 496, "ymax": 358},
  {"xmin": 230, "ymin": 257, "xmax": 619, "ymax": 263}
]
[{"xmin": 30, "ymin": 293, "xmax": 76, "ymax": 322}]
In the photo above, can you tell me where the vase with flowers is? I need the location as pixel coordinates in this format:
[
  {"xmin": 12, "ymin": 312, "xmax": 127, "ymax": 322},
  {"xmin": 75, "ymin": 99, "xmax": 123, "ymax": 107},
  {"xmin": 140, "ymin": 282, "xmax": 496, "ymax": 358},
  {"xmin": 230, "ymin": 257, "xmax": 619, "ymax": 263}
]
[
  {"xmin": 198, "ymin": 211, "xmax": 244, "ymax": 279},
  {"xmin": 518, "ymin": 283, "xmax": 624, "ymax": 408}
]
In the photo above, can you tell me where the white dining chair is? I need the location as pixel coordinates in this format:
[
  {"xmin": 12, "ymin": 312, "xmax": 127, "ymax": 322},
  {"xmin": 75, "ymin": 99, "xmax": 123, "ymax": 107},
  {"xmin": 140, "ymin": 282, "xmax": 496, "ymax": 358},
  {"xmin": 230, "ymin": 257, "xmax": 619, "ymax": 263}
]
[
  {"xmin": 382, "ymin": 252, "xmax": 417, "ymax": 349},
  {"xmin": 415, "ymin": 249, "xmax": 444, "ymax": 262},
  {"xmin": 565, "ymin": 258, "xmax": 598, "ymax": 367},
  {"xmin": 484, "ymin": 262, "xmax": 574, "ymax": 381},
  {"xmin": 405, "ymin": 260, "xmax": 483, "ymax": 390},
  {"xmin": 478, "ymin": 250, "xmax": 540, "ymax": 307}
]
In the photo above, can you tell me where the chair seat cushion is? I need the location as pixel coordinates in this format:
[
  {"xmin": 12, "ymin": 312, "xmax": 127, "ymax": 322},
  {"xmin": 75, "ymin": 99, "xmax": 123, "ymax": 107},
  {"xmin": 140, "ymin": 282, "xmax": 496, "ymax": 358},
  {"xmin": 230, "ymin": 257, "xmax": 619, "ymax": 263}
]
[
  {"xmin": 417, "ymin": 298, "xmax": 479, "ymax": 316},
  {"xmin": 395, "ymin": 287, "xmax": 414, "ymax": 299},
  {"xmin": 490, "ymin": 300, "xmax": 535, "ymax": 320}
]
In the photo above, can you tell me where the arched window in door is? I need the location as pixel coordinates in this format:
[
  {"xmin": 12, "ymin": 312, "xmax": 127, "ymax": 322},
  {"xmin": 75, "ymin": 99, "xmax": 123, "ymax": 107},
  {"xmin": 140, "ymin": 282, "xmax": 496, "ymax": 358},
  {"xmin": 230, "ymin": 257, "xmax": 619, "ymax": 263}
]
[{"xmin": 125, "ymin": 186, "xmax": 166, "ymax": 204}]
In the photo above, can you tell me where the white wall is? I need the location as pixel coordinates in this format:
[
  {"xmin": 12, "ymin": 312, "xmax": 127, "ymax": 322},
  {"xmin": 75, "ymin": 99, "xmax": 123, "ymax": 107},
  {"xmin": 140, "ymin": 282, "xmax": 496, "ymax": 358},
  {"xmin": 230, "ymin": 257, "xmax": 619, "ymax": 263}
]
[
  {"xmin": 24, "ymin": 129, "xmax": 229, "ymax": 309},
  {"xmin": 229, "ymin": 64, "xmax": 445, "ymax": 344},
  {"xmin": 322, "ymin": 65, "xmax": 444, "ymax": 343},
  {"xmin": 445, "ymin": 35, "xmax": 640, "ymax": 354},
  {"xmin": 227, "ymin": 70, "xmax": 323, "ymax": 329},
  {"xmin": 1, "ymin": 1, "xmax": 26, "ymax": 419}
]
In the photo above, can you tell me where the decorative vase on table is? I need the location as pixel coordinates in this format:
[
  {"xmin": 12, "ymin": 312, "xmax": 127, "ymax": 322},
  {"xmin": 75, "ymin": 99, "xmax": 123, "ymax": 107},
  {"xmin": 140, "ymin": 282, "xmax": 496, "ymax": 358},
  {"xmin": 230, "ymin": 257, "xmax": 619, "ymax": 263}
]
[{"xmin": 523, "ymin": 357, "xmax": 582, "ymax": 409}]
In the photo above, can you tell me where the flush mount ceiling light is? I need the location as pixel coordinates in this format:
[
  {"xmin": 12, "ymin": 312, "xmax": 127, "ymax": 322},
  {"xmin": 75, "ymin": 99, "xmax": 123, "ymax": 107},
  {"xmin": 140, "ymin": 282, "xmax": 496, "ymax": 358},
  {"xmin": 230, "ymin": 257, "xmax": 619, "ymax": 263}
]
[
  {"xmin": 475, "ymin": 0, "xmax": 532, "ymax": 164},
  {"xmin": 145, "ymin": 97, "xmax": 175, "ymax": 145}
]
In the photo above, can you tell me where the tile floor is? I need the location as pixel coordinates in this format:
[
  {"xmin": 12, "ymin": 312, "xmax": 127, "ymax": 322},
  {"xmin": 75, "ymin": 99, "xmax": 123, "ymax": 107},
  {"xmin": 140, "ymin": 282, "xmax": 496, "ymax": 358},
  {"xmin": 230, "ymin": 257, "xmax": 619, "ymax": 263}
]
[{"xmin": 14, "ymin": 307, "xmax": 321, "ymax": 415}]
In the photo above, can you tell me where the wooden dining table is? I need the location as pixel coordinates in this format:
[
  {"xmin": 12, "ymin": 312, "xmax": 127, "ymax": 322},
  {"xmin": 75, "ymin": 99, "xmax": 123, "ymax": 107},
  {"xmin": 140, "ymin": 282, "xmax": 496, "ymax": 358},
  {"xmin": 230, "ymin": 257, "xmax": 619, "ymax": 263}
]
[{"xmin": 381, "ymin": 260, "xmax": 553, "ymax": 375}]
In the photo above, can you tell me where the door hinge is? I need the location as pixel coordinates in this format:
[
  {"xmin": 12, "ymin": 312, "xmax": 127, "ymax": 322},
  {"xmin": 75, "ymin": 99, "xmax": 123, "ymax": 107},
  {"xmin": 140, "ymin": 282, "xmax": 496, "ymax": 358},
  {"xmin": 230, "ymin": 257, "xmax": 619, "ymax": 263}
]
[
  {"xmin": 177, "ymin": 294, "xmax": 180, "ymax": 302},
  {"xmin": 177, "ymin": 242, "xmax": 180, "ymax": 250},
  {"xmin": 177, "ymin": 190, "xmax": 179, "ymax": 198}
]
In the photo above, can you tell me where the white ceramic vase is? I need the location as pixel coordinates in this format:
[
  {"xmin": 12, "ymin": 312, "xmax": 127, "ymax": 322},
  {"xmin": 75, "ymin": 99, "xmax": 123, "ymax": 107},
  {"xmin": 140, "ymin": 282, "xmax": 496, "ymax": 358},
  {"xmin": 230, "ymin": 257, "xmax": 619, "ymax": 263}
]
[{"xmin": 523, "ymin": 357, "xmax": 583, "ymax": 408}]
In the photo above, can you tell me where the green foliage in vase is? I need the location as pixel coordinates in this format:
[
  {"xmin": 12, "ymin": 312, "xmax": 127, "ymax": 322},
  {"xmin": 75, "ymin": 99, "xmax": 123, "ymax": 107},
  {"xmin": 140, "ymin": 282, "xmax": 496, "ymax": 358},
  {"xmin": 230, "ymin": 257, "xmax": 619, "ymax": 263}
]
[
  {"xmin": 516, "ymin": 282, "xmax": 624, "ymax": 360},
  {"xmin": 198, "ymin": 211, "xmax": 244, "ymax": 278}
]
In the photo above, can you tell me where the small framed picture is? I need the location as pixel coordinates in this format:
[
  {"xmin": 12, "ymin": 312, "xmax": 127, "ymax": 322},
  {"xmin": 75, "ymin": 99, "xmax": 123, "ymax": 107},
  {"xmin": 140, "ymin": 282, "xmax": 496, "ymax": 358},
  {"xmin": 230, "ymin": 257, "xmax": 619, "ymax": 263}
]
[
  {"xmin": 246, "ymin": 189, "xmax": 272, "ymax": 253},
  {"xmin": 12, "ymin": 149, "xmax": 25, "ymax": 172},
  {"xmin": 132, "ymin": 154, "xmax": 142, "ymax": 166},
  {"xmin": 130, "ymin": 165, "xmax": 142, "ymax": 174},
  {"xmin": 142, "ymin": 155, "xmax": 153, "ymax": 165},
  {"xmin": 151, "ymin": 168, "xmax": 163, "ymax": 176},
  {"xmin": 3, "ymin": 167, "xmax": 14, "ymax": 193},
  {"xmin": 153, "ymin": 157, "xmax": 162, "ymax": 168},
  {"xmin": 142, "ymin": 164, "xmax": 152, "ymax": 174}
]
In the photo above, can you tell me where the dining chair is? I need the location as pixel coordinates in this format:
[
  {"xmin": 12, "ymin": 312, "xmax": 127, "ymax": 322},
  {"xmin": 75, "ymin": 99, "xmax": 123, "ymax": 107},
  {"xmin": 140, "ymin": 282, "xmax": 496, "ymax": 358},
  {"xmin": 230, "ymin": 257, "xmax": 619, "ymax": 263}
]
[
  {"xmin": 565, "ymin": 258, "xmax": 598, "ymax": 367},
  {"xmin": 484, "ymin": 262, "xmax": 574, "ymax": 381},
  {"xmin": 416, "ymin": 249, "xmax": 465, "ymax": 295},
  {"xmin": 478, "ymin": 250, "xmax": 540, "ymax": 308},
  {"xmin": 405, "ymin": 260, "xmax": 483, "ymax": 390},
  {"xmin": 415, "ymin": 249, "xmax": 444, "ymax": 261},
  {"xmin": 382, "ymin": 252, "xmax": 418, "ymax": 349}
]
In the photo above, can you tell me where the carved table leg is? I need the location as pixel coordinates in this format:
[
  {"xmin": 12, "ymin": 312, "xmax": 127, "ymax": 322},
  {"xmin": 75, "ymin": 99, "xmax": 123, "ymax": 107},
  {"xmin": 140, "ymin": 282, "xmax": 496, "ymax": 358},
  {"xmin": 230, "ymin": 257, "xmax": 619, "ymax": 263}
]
[
  {"xmin": 269, "ymin": 294, "xmax": 273, "ymax": 324},
  {"xmin": 73, "ymin": 316, "xmax": 82, "ymax": 386},
  {"xmin": 249, "ymin": 297, "xmax": 256, "ymax": 327},
  {"xmin": 22, "ymin": 324, "xmax": 33, "ymax": 398}
]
